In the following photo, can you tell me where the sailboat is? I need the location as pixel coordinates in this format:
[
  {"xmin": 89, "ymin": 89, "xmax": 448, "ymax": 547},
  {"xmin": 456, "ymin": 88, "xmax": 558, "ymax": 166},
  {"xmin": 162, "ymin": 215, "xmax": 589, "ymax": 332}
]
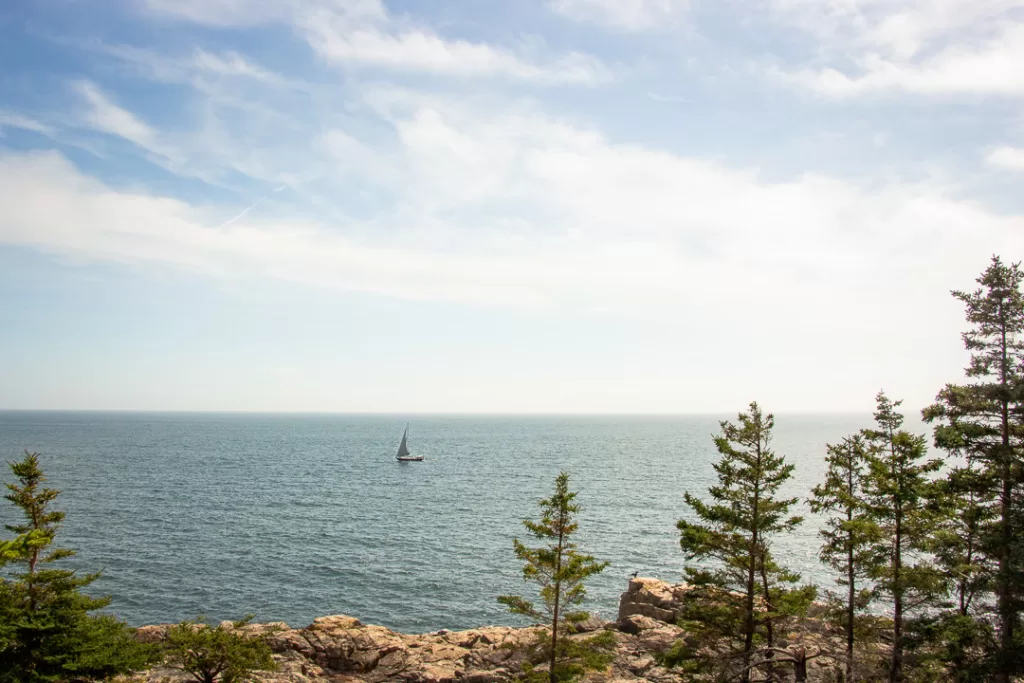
[{"xmin": 395, "ymin": 424, "xmax": 424, "ymax": 462}]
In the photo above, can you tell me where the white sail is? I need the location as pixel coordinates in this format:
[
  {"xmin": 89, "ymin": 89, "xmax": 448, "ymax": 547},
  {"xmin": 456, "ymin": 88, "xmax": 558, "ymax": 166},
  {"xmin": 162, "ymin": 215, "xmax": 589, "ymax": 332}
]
[{"xmin": 396, "ymin": 426, "xmax": 410, "ymax": 458}]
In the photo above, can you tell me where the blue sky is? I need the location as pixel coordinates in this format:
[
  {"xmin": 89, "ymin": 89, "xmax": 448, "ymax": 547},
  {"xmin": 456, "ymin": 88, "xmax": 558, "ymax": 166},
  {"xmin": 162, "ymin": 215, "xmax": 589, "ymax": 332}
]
[{"xmin": 0, "ymin": 0, "xmax": 1022, "ymax": 413}]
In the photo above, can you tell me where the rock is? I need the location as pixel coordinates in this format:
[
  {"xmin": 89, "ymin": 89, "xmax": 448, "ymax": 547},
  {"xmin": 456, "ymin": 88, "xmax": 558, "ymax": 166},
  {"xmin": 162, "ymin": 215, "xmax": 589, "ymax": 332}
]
[
  {"xmin": 413, "ymin": 660, "xmax": 461, "ymax": 683},
  {"xmin": 617, "ymin": 578, "xmax": 690, "ymax": 625},
  {"xmin": 129, "ymin": 575, "xmax": 861, "ymax": 683},
  {"xmin": 312, "ymin": 615, "xmax": 363, "ymax": 631},
  {"xmin": 617, "ymin": 615, "xmax": 662, "ymax": 635},
  {"xmin": 569, "ymin": 614, "xmax": 610, "ymax": 633},
  {"xmin": 628, "ymin": 656, "xmax": 656, "ymax": 674},
  {"xmin": 134, "ymin": 624, "xmax": 168, "ymax": 643},
  {"xmin": 637, "ymin": 625, "xmax": 684, "ymax": 654},
  {"xmin": 462, "ymin": 668, "xmax": 510, "ymax": 683}
]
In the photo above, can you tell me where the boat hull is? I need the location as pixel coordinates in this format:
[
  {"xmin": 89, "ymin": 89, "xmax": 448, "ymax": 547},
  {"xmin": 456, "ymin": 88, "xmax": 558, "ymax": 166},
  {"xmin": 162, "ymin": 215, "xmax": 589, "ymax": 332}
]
[{"xmin": 397, "ymin": 456, "xmax": 425, "ymax": 462}]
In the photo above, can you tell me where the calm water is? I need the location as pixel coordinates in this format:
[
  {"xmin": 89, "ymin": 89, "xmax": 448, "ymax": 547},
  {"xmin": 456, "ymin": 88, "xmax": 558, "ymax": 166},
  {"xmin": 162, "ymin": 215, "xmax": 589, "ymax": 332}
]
[{"xmin": 0, "ymin": 412, "xmax": 929, "ymax": 632}]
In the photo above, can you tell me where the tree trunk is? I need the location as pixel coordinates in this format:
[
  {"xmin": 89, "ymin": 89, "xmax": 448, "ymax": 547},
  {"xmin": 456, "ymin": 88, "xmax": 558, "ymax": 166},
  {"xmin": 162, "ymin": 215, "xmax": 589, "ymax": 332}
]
[
  {"xmin": 742, "ymin": 474, "xmax": 762, "ymax": 683},
  {"xmin": 792, "ymin": 648, "xmax": 809, "ymax": 683},
  {"xmin": 760, "ymin": 560, "xmax": 776, "ymax": 683},
  {"xmin": 742, "ymin": 541, "xmax": 756, "ymax": 683},
  {"xmin": 846, "ymin": 460, "xmax": 857, "ymax": 683},
  {"xmin": 889, "ymin": 507, "xmax": 903, "ymax": 683},
  {"xmin": 996, "ymin": 446, "xmax": 1012, "ymax": 683},
  {"xmin": 995, "ymin": 315, "xmax": 1013, "ymax": 683},
  {"xmin": 847, "ymin": 519, "xmax": 856, "ymax": 683},
  {"xmin": 549, "ymin": 509, "xmax": 566, "ymax": 683}
]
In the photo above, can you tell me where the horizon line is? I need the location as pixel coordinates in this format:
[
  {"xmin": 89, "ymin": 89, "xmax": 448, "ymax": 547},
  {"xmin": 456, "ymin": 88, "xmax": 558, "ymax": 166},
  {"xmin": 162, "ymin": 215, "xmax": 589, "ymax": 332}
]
[{"xmin": 0, "ymin": 408, "xmax": 892, "ymax": 417}]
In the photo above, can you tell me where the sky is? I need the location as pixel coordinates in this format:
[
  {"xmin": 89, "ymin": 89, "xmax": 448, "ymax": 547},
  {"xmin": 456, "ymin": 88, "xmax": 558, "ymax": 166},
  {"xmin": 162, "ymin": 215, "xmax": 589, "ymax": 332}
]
[{"xmin": 0, "ymin": 0, "xmax": 1022, "ymax": 414}]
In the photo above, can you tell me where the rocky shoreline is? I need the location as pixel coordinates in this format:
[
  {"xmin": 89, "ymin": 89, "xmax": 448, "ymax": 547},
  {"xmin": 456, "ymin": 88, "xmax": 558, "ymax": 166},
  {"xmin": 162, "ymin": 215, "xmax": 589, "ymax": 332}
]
[{"xmin": 133, "ymin": 578, "xmax": 710, "ymax": 683}]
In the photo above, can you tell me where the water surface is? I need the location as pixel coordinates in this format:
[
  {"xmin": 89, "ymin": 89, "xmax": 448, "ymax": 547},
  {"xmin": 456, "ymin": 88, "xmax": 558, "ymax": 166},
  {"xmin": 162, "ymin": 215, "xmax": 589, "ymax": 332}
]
[{"xmin": 0, "ymin": 412, "xmax": 927, "ymax": 632}]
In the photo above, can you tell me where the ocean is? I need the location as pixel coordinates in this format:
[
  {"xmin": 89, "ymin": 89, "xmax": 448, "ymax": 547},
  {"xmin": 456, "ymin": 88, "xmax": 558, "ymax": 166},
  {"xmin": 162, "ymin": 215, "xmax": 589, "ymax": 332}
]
[{"xmin": 0, "ymin": 411, "xmax": 929, "ymax": 633}]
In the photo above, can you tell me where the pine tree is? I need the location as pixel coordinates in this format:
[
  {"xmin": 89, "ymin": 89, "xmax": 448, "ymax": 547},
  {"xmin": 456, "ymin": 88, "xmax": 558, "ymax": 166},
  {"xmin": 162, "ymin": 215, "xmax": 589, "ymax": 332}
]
[
  {"xmin": 164, "ymin": 616, "xmax": 278, "ymax": 683},
  {"xmin": 904, "ymin": 458, "xmax": 997, "ymax": 682},
  {"xmin": 928, "ymin": 460, "xmax": 994, "ymax": 619},
  {"xmin": 677, "ymin": 402, "xmax": 804, "ymax": 683},
  {"xmin": 861, "ymin": 393, "xmax": 944, "ymax": 683},
  {"xmin": 809, "ymin": 434, "xmax": 877, "ymax": 683},
  {"xmin": 923, "ymin": 256, "xmax": 1024, "ymax": 682},
  {"xmin": 498, "ymin": 472, "xmax": 611, "ymax": 683},
  {"xmin": 0, "ymin": 451, "xmax": 158, "ymax": 682}
]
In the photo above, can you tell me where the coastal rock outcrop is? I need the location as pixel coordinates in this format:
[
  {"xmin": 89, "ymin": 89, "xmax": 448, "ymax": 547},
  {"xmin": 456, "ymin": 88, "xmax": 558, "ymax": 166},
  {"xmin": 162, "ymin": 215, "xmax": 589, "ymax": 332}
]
[
  {"xmin": 616, "ymin": 577, "xmax": 690, "ymax": 624},
  {"xmin": 133, "ymin": 590, "xmax": 688, "ymax": 683},
  {"xmin": 132, "ymin": 578, "xmax": 855, "ymax": 683}
]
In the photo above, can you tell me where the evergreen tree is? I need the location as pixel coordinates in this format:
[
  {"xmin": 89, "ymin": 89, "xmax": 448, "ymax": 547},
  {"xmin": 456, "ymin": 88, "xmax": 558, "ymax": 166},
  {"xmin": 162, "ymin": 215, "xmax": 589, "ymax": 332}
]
[
  {"xmin": 923, "ymin": 255, "xmax": 1024, "ymax": 682},
  {"xmin": 928, "ymin": 460, "xmax": 994, "ymax": 619},
  {"xmin": 164, "ymin": 616, "xmax": 278, "ymax": 683},
  {"xmin": 0, "ymin": 511, "xmax": 47, "ymax": 655},
  {"xmin": 498, "ymin": 472, "xmax": 612, "ymax": 683},
  {"xmin": 0, "ymin": 451, "xmax": 158, "ymax": 682},
  {"xmin": 809, "ymin": 434, "xmax": 877, "ymax": 683},
  {"xmin": 899, "ymin": 456, "xmax": 997, "ymax": 682},
  {"xmin": 861, "ymin": 393, "xmax": 944, "ymax": 683},
  {"xmin": 677, "ymin": 402, "xmax": 804, "ymax": 683}
]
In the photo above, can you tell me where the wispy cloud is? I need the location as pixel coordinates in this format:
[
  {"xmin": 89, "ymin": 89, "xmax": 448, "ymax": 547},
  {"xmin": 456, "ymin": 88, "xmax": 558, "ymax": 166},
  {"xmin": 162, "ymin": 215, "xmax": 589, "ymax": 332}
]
[
  {"xmin": 141, "ymin": 0, "xmax": 300, "ymax": 27},
  {"xmin": 302, "ymin": 21, "xmax": 612, "ymax": 84},
  {"xmin": 986, "ymin": 146, "xmax": 1024, "ymax": 170},
  {"xmin": 2, "ymin": 93, "xmax": 1019, "ymax": 321},
  {"xmin": 549, "ymin": 0, "xmax": 690, "ymax": 31},
  {"xmin": 0, "ymin": 112, "xmax": 55, "ymax": 135},
  {"xmin": 74, "ymin": 81, "xmax": 162, "ymax": 151},
  {"xmin": 776, "ymin": 24, "xmax": 1024, "ymax": 98},
  {"xmin": 143, "ymin": 0, "xmax": 613, "ymax": 85},
  {"xmin": 79, "ymin": 41, "xmax": 297, "ymax": 93},
  {"xmin": 768, "ymin": 0, "xmax": 1024, "ymax": 58},
  {"xmin": 770, "ymin": 0, "xmax": 1024, "ymax": 98}
]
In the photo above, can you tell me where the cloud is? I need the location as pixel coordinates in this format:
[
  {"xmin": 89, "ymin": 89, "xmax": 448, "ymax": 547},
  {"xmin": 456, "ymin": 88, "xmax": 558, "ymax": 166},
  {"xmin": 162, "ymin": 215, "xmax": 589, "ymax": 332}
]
[
  {"xmin": 302, "ymin": 21, "xmax": 612, "ymax": 84},
  {"xmin": 549, "ymin": 0, "xmax": 691, "ymax": 31},
  {"xmin": 770, "ymin": 0, "xmax": 1024, "ymax": 98},
  {"xmin": 2, "ymin": 90, "xmax": 1020, "ymax": 325},
  {"xmin": 986, "ymin": 146, "xmax": 1024, "ymax": 170},
  {"xmin": 74, "ymin": 81, "xmax": 162, "ymax": 151},
  {"xmin": 769, "ymin": 0, "xmax": 1023, "ymax": 58},
  {"xmin": 0, "ymin": 150, "xmax": 680, "ymax": 309},
  {"xmin": 190, "ymin": 49, "xmax": 285, "ymax": 82},
  {"xmin": 80, "ymin": 42, "xmax": 296, "ymax": 94},
  {"xmin": 776, "ymin": 24, "xmax": 1024, "ymax": 97},
  {"xmin": 141, "ymin": 0, "xmax": 300, "ymax": 27},
  {"xmin": 143, "ymin": 0, "xmax": 612, "ymax": 85},
  {"xmin": 0, "ymin": 112, "xmax": 54, "ymax": 135}
]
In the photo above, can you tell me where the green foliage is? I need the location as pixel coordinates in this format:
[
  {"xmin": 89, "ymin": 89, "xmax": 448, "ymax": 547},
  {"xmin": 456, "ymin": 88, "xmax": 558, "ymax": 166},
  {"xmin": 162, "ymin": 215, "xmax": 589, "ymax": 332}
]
[
  {"xmin": 677, "ymin": 402, "xmax": 808, "ymax": 683},
  {"xmin": 670, "ymin": 583, "xmax": 746, "ymax": 677},
  {"xmin": 923, "ymin": 255, "xmax": 1024, "ymax": 681},
  {"xmin": 517, "ymin": 631, "xmax": 617, "ymax": 683},
  {"xmin": 164, "ymin": 615, "xmax": 278, "ymax": 683},
  {"xmin": 809, "ymin": 433, "xmax": 879, "ymax": 681},
  {"xmin": 904, "ymin": 612, "xmax": 995, "ymax": 683},
  {"xmin": 0, "ymin": 451, "xmax": 159, "ymax": 682},
  {"xmin": 925, "ymin": 461, "xmax": 995, "ymax": 617},
  {"xmin": 498, "ymin": 472, "xmax": 609, "ymax": 683},
  {"xmin": 860, "ymin": 393, "xmax": 944, "ymax": 683}
]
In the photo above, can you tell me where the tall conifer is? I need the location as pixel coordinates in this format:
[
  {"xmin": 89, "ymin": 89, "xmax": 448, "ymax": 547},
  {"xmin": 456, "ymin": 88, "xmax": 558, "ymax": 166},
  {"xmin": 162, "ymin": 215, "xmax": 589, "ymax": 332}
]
[
  {"xmin": 809, "ymin": 434, "xmax": 876, "ymax": 682},
  {"xmin": 906, "ymin": 457, "xmax": 997, "ymax": 681},
  {"xmin": 0, "ymin": 452, "xmax": 157, "ymax": 682},
  {"xmin": 924, "ymin": 256, "xmax": 1024, "ymax": 681},
  {"xmin": 499, "ymin": 472, "xmax": 610, "ymax": 683},
  {"xmin": 861, "ymin": 393, "xmax": 943, "ymax": 683},
  {"xmin": 677, "ymin": 402, "xmax": 803, "ymax": 683}
]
